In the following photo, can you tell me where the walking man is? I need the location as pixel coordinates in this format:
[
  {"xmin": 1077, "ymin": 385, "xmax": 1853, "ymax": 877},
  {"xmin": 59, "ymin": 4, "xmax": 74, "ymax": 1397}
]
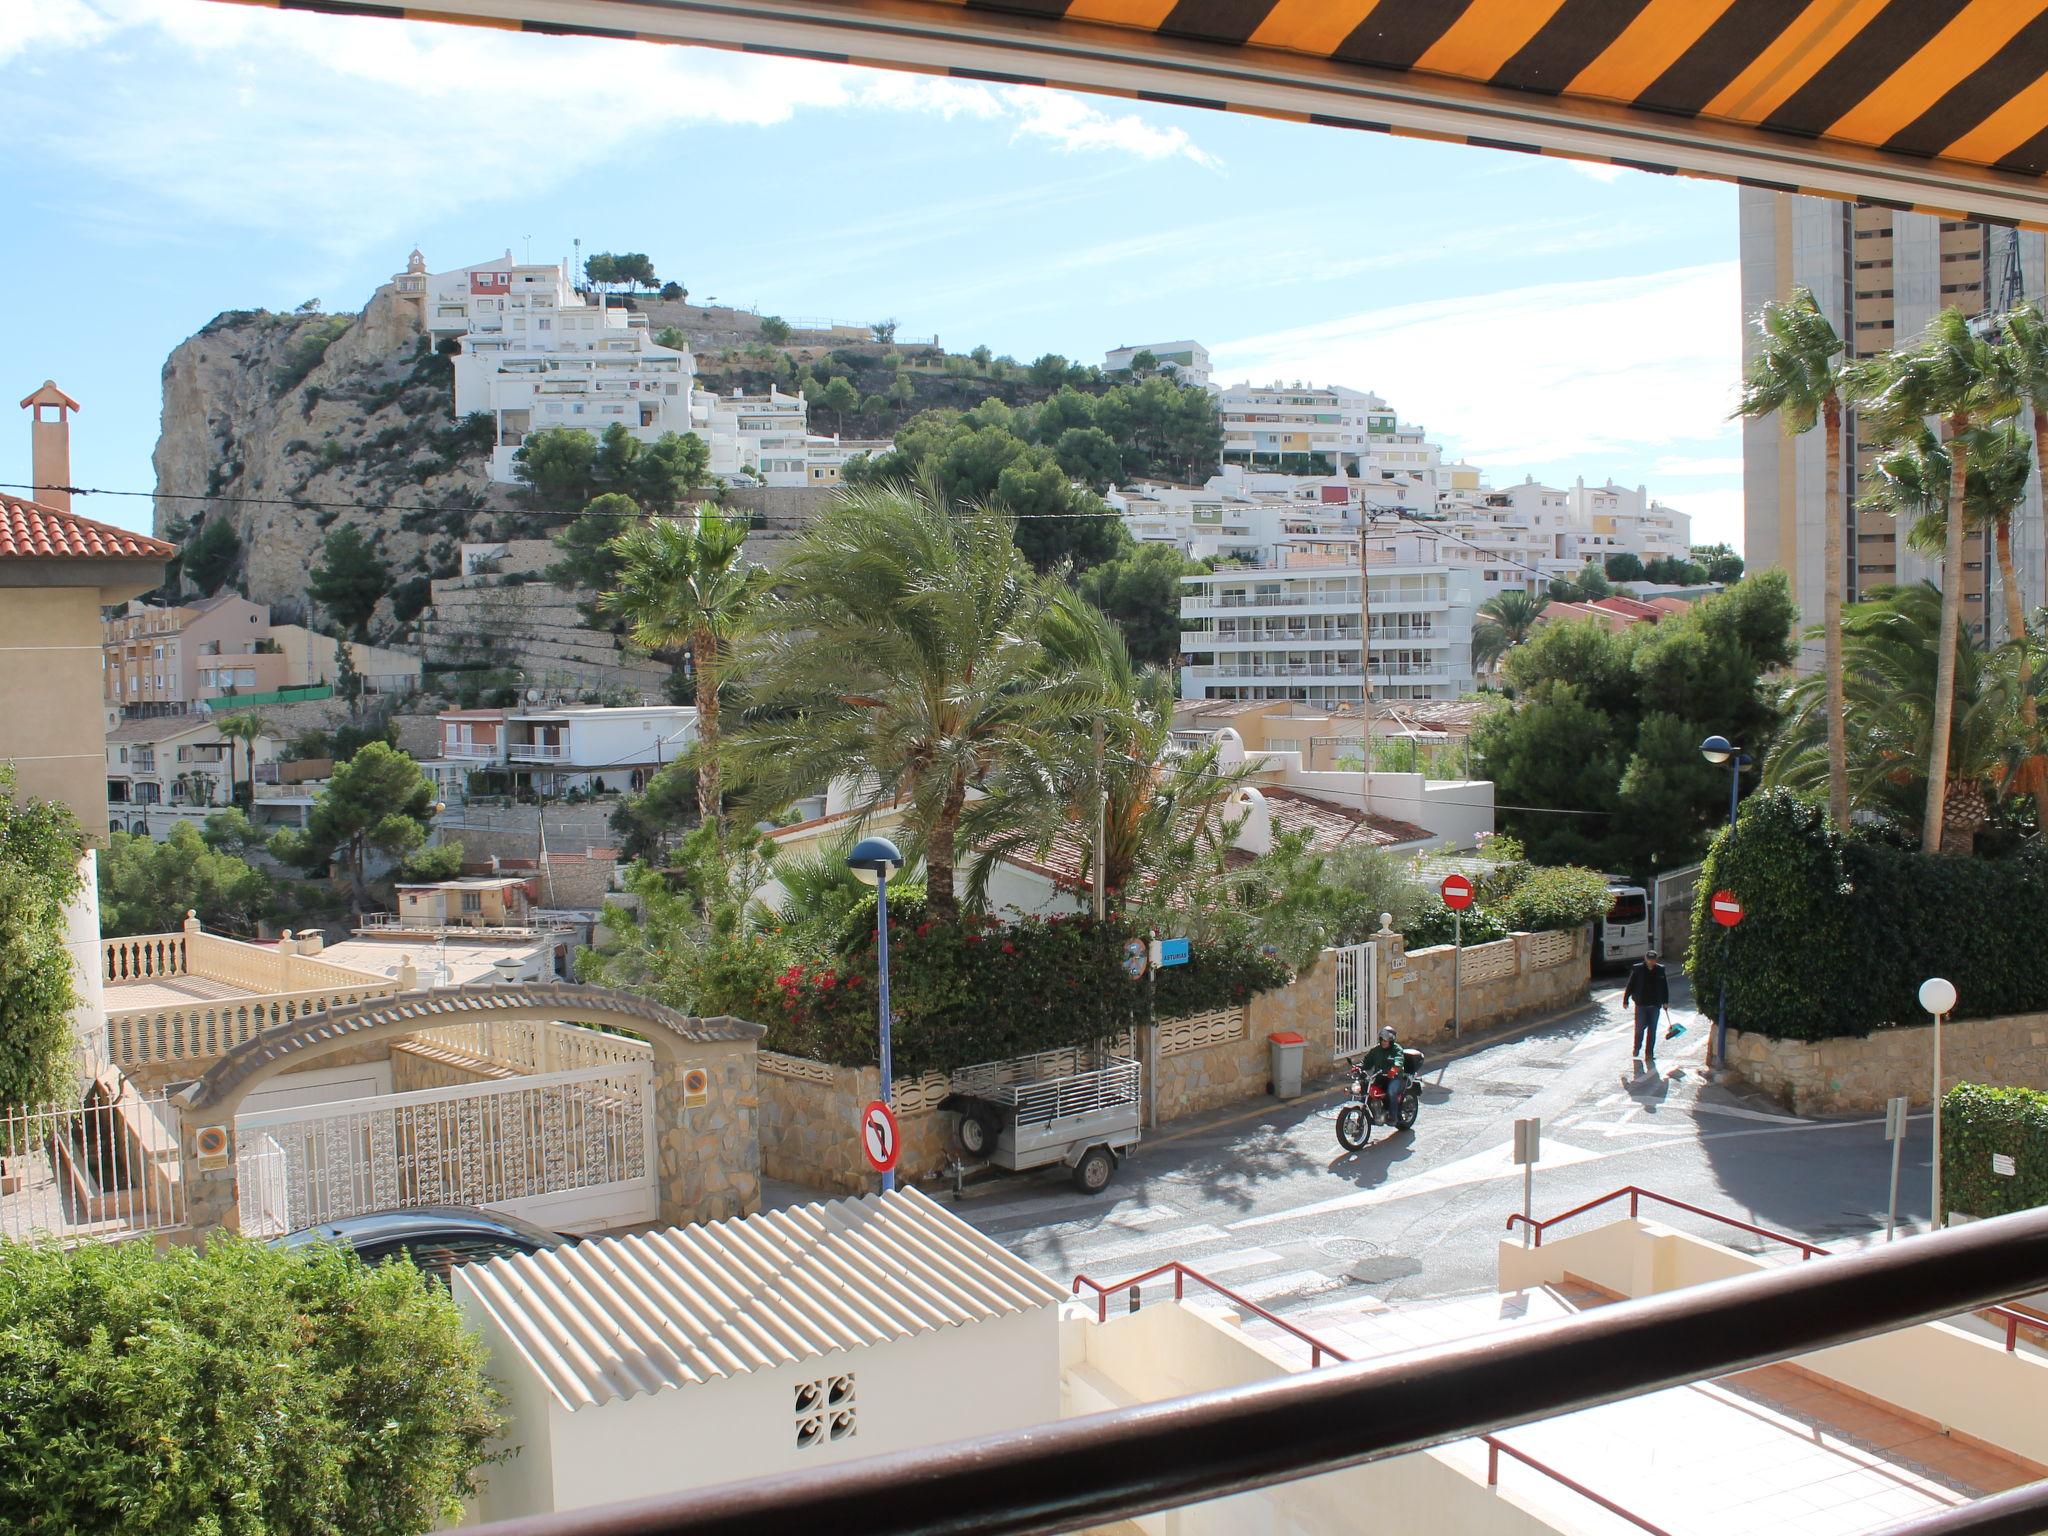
[{"xmin": 1623, "ymin": 950, "xmax": 1670, "ymax": 1067}]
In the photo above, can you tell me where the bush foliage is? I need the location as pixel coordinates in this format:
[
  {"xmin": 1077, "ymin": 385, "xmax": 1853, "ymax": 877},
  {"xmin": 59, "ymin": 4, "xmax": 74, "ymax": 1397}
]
[
  {"xmin": 700, "ymin": 898, "xmax": 1287, "ymax": 1075},
  {"xmin": 1942, "ymin": 1082, "xmax": 2048, "ymax": 1218},
  {"xmin": 1688, "ymin": 788, "xmax": 2048, "ymax": 1040},
  {"xmin": 0, "ymin": 772, "xmax": 82, "ymax": 1109},
  {"xmin": 0, "ymin": 1236, "xmax": 505, "ymax": 1535}
]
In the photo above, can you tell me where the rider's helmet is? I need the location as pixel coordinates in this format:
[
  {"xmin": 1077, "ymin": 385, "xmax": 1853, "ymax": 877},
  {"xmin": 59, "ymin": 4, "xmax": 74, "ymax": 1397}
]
[{"xmin": 1379, "ymin": 1026, "xmax": 1396, "ymax": 1044}]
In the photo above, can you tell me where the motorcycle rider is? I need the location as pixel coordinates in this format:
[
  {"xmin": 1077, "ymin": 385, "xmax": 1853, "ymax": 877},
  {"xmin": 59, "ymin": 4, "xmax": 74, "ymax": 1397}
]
[{"xmin": 1358, "ymin": 1025, "xmax": 1412, "ymax": 1131}]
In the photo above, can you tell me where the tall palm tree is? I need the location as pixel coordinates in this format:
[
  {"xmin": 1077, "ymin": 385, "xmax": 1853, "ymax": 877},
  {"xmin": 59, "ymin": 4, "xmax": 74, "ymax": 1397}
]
[
  {"xmin": 1767, "ymin": 584, "xmax": 2018, "ymax": 853},
  {"xmin": 1994, "ymin": 301, "xmax": 2048, "ymax": 621},
  {"xmin": 1849, "ymin": 307, "xmax": 2014, "ymax": 850},
  {"xmin": 217, "ymin": 712, "xmax": 266, "ymax": 809},
  {"xmin": 601, "ymin": 509, "xmax": 767, "ymax": 838},
  {"xmin": 1875, "ymin": 423, "xmax": 2048, "ymax": 831},
  {"xmin": 1737, "ymin": 289, "xmax": 1850, "ymax": 831},
  {"xmin": 724, "ymin": 483, "xmax": 1061, "ymax": 921},
  {"xmin": 1470, "ymin": 588, "xmax": 1548, "ymax": 675}
]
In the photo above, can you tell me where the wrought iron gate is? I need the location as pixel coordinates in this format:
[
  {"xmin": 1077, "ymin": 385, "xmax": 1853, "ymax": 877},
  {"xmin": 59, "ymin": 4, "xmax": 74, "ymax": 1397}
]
[
  {"xmin": 1332, "ymin": 942, "xmax": 1377, "ymax": 1059},
  {"xmin": 235, "ymin": 1060, "xmax": 656, "ymax": 1236}
]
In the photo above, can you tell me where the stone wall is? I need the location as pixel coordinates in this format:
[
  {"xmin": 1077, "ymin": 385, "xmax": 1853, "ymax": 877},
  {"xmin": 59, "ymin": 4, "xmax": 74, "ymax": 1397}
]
[
  {"xmin": 1729, "ymin": 1012, "xmax": 2048, "ymax": 1116},
  {"xmin": 756, "ymin": 1052, "xmax": 953, "ymax": 1194},
  {"xmin": 655, "ymin": 1037, "xmax": 760, "ymax": 1223},
  {"xmin": 1152, "ymin": 1008, "xmax": 1268, "ymax": 1122},
  {"xmin": 1375, "ymin": 927, "xmax": 1591, "ymax": 1051}
]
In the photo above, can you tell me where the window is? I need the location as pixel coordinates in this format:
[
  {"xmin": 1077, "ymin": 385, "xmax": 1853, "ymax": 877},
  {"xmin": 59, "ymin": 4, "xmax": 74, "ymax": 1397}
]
[{"xmin": 460, "ymin": 891, "xmax": 484, "ymax": 913}]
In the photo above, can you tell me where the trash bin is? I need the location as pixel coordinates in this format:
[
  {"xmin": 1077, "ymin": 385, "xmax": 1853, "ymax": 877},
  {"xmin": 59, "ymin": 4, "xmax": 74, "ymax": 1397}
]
[{"xmin": 1268, "ymin": 1031, "xmax": 1306, "ymax": 1100}]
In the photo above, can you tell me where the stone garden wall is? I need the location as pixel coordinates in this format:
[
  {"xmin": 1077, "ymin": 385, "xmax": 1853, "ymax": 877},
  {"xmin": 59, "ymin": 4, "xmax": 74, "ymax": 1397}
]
[
  {"xmin": 1376, "ymin": 927, "xmax": 1591, "ymax": 1051},
  {"xmin": 1729, "ymin": 1012, "xmax": 2048, "ymax": 1116},
  {"xmin": 756, "ymin": 1052, "xmax": 954, "ymax": 1195}
]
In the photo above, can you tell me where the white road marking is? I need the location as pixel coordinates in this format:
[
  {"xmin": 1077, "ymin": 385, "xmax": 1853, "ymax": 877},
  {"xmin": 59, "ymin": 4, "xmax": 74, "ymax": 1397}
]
[
  {"xmin": 1018, "ymin": 1222, "xmax": 1231, "ymax": 1268},
  {"xmin": 1229, "ymin": 1137, "xmax": 1606, "ymax": 1230},
  {"xmin": 1189, "ymin": 1246, "xmax": 1286, "ymax": 1277},
  {"xmin": 1232, "ymin": 1269, "xmax": 1344, "ymax": 1303}
]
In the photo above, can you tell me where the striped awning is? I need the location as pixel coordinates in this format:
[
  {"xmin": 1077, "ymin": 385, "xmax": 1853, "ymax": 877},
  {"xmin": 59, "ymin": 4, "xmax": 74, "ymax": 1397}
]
[{"xmin": 230, "ymin": 0, "xmax": 2048, "ymax": 225}]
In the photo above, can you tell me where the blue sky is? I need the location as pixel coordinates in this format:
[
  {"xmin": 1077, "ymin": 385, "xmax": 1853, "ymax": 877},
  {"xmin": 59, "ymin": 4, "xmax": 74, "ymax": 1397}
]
[{"xmin": 2, "ymin": 1, "xmax": 1744, "ymax": 547}]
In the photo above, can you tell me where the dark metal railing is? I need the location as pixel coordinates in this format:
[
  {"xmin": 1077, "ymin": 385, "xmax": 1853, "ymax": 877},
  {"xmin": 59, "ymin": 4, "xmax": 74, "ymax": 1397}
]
[
  {"xmin": 1484, "ymin": 1435, "xmax": 1673, "ymax": 1536},
  {"xmin": 467, "ymin": 1206, "xmax": 2048, "ymax": 1536},
  {"xmin": 1508, "ymin": 1184, "xmax": 2040, "ymax": 1351}
]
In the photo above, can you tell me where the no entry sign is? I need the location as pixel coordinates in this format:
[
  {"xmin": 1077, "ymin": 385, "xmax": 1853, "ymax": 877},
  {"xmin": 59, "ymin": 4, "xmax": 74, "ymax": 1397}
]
[
  {"xmin": 859, "ymin": 1099, "xmax": 900, "ymax": 1173},
  {"xmin": 1710, "ymin": 890, "xmax": 1745, "ymax": 928},
  {"xmin": 1440, "ymin": 873, "xmax": 1475, "ymax": 911}
]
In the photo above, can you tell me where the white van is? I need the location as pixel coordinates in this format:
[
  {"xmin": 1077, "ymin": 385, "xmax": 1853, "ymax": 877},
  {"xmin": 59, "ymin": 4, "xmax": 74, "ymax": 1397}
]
[{"xmin": 1595, "ymin": 882, "xmax": 1651, "ymax": 969}]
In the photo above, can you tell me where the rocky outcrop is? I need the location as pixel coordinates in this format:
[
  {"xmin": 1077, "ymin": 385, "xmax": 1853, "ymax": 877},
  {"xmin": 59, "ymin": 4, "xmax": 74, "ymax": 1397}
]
[{"xmin": 152, "ymin": 284, "xmax": 665, "ymax": 692}]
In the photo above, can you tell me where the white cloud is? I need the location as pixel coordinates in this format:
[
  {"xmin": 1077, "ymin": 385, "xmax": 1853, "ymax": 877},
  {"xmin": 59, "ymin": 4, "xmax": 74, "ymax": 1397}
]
[
  {"xmin": 1652, "ymin": 454, "xmax": 1745, "ymax": 477},
  {"xmin": 1565, "ymin": 160, "xmax": 1628, "ymax": 184},
  {"xmin": 0, "ymin": 0, "xmax": 112, "ymax": 66},
  {"xmin": 6, "ymin": 1, "xmax": 1217, "ymax": 251}
]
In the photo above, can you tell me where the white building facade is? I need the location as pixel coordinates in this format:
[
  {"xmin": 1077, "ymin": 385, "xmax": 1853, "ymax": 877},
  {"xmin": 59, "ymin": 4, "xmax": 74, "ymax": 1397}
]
[
  {"xmin": 1104, "ymin": 340, "xmax": 1211, "ymax": 387},
  {"xmin": 1180, "ymin": 530, "xmax": 1477, "ymax": 707}
]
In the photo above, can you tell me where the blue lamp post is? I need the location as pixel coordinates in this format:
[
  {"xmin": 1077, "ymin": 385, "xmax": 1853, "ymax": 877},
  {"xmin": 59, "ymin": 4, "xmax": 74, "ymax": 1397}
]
[
  {"xmin": 847, "ymin": 836, "xmax": 905, "ymax": 1191},
  {"xmin": 1699, "ymin": 735, "xmax": 1753, "ymax": 1067}
]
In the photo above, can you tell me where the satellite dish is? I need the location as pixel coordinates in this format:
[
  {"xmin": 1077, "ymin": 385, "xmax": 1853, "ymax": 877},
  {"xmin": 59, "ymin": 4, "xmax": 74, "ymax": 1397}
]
[{"xmin": 525, "ymin": 688, "xmax": 542, "ymax": 703}]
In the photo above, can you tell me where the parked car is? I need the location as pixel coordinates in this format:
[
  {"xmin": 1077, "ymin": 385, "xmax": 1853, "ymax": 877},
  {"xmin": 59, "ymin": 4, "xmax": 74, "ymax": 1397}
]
[{"xmin": 272, "ymin": 1205, "xmax": 567, "ymax": 1283}]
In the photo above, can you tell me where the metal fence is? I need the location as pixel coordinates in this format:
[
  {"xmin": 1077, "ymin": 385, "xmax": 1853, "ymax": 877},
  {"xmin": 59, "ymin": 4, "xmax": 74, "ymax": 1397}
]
[{"xmin": 0, "ymin": 1086, "xmax": 185, "ymax": 1244}]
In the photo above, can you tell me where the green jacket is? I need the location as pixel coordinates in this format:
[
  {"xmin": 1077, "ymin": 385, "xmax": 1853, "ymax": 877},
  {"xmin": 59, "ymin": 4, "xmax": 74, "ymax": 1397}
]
[{"xmin": 1360, "ymin": 1041, "xmax": 1407, "ymax": 1075}]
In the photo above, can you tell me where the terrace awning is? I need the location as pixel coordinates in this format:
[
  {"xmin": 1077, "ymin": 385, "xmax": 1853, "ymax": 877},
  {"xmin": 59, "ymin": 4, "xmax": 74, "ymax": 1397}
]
[{"xmin": 235, "ymin": 0, "xmax": 2048, "ymax": 225}]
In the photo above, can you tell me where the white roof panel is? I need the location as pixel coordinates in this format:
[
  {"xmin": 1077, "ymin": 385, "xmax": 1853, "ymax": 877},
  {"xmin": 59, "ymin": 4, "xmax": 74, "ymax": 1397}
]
[{"xmin": 456, "ymin": 1187, "xmax": 1065, "ymax": 1410}]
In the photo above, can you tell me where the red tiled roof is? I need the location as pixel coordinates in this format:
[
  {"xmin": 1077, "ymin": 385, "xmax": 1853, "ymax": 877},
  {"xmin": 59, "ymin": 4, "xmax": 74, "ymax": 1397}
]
[
  {"xmin": 0, "ymin": 492, "xmax": 176, "ymax": 562},
  {"xmin": 1593, "ymin": 595, "xmax": 1662, "ymax": 621},
  {"xmin": 1259, "ymin": 787, "xmax": 1434, "ymax": 851}
]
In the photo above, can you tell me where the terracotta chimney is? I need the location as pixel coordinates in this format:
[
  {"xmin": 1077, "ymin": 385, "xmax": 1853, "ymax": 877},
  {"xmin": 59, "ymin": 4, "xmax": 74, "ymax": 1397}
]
[{"xmin": 19, "ymin": 380, "xmax": 80, "ymax": 513}]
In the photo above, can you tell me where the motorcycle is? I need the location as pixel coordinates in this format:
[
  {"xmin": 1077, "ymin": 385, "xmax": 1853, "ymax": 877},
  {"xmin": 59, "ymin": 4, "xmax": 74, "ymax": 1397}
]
[{"xmin": 1335, "ymin": 1050, "xmax": 1423, "ymax": 1151}]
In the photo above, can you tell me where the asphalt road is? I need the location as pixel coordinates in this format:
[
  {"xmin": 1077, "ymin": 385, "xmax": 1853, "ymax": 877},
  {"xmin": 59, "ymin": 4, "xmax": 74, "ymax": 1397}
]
[{"xmin": 934, "ymin": 975, "xmax": 1938, "ymax": 1317}]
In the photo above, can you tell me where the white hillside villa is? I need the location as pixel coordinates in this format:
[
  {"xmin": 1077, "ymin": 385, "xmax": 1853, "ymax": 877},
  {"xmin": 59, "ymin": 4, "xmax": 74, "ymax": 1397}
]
[{"xmin": 401, "ymin": 250, "xmax": 880, "ymax": 489}]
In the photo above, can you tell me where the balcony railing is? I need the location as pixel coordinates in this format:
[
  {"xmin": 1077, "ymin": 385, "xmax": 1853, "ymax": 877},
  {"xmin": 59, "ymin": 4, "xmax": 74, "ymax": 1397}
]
[
  {"xmin": 462, "ymin": 1207, "xmax": 2048, "ymax": 1536},
  {"xmin": 444, "ymin": 742, "xmax": 501, "ymax": 759},
  {"xmin": 506, "ymin": 741, "xmax": 569, "ymax": 760}
]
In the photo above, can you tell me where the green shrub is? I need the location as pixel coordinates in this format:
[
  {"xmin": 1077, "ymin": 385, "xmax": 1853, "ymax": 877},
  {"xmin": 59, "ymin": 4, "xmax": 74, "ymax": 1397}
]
[
  {"xmin": 723, "ymin": 900, "xmax": 1287, "ymax": 1075},
  {"xmin": 0, "ymin": 1235, "xmax": 504, "ymax": 1534},
  {"xmin": 1943, "ymin": 1082, "xmax": 2048, "ymax": 1218},
  {"xmin": 1688, "ymin": 788, "xmax": 2048, "ymax": 1041},
  {"xmin": 0, "ymin": 772, "xmax": 83, "ymax": 1109},
  {"xmin": 1492, "ymin": 865, "xmax": 1612, "ymax": 932},
  {"xmin": 1402, "ymin": 897, "xmax": 1510, "ymax": 950}
]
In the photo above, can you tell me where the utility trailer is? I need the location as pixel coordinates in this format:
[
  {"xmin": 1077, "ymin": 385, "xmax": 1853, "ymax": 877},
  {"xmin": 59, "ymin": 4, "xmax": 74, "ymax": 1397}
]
[{"xmin": 940, "ymin": 1043, "xmax": 1141, "ymax": 1193}]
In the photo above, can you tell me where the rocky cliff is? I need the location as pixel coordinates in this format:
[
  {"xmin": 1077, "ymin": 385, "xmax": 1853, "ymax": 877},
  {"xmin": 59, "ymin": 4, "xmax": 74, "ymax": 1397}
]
[{"xmin": 152, "ymin": 283, "xmax": 665, "ymax": 690}]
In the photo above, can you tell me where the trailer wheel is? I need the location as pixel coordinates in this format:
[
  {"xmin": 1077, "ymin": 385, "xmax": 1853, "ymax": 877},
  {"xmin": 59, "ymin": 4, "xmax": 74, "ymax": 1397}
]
[
  {"xmin": 957, "ymin": 1112, "xmax": 996, "ymax": 1157},
  {"xmin": 1072, "ymin": 1145, "xmax": 1116, "ymax": 1194}
]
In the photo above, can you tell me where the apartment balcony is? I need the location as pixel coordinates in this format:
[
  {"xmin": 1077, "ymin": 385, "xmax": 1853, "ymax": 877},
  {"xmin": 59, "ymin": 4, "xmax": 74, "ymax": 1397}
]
[
  {"xmin": 444, "ymin": 742, "xmax": 501, "ymax": 760},
  {"xmin": 1185, "ymin": 662, "xmax": 1449, "ymax": 682},
  {"xmin": 505, "ymin": 741, "xmax": 569, "ymax": 762}
]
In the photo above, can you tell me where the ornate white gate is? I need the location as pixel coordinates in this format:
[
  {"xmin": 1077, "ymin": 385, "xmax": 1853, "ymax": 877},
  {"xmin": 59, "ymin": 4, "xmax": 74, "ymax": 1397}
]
[
  {"xmin": 1332, "ymin": 942, "xmax": 1378, "ymax": 1059},
  {"xmin": 235, "ymin": 1060, "xmax": 656, "ymax": 1236}
]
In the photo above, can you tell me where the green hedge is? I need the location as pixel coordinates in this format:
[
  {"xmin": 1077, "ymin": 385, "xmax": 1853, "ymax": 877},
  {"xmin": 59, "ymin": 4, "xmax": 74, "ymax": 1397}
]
[
  {"xmin": 711, "ymin": 902, "xmax": 1290, "ymax": 1076},
  {"xmin": 1943, "ymin": 1082, "xmax": 2048, "ymax": 1218},
  {"xmin": 1688, "ymin": 789, "xmax": 2048, "ymax": 1041},
  {"xmin": 1492, "ymin": 865, "xmax": 1612, "ymax": 933}
]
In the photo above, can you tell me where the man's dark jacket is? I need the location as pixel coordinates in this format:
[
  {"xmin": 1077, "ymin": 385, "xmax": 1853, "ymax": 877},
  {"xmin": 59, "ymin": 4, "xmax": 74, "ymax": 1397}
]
[{"xmin": 1623, "ymin": 960, "xmax": 1670, "ymax": 1012}]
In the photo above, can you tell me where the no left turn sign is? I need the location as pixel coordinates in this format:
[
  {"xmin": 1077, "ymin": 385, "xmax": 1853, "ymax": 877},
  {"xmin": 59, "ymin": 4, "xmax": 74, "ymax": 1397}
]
[{"xmin": 860, "ymin": 1099, "xmax": 900, "ymax": 1173}]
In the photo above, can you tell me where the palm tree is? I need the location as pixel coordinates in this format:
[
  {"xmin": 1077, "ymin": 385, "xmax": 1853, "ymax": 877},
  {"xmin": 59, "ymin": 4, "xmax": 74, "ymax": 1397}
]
[
  {"xmin": 961, "ymin": 588, "xmax": 1258, "ymax": 918},
  {"xmin": 1874, "ymin": 423, "xmax": 2048, "ymax": 831},
  {"xmin": 1470, "ymin": 588, "xmax": 1548, "ymax": 675},
  {"xmin": 601, "ymin": 510, "xmax": 767, "ymax": 838},
  {"xmin": 1767, "ymin": 585, "xmax": 2019, "ymax": 853},
  {"xmin": 217, "ymin": 712, "xmax": 266, "ymax": 809},
  {"xmin": 1849, "ymin": 307, "xmax": 2014, "ymax": 850},
  {"xmin": 1737, "ymin": 289, "xmax": 1850, "ymax": 831},
  {"xmin": 1994, "ymin": 301, "xmax": 2048, "ymax": 617},
  {"xmin": 724, "ymin": 483, "xmax": 1059, "ymax": 921}
]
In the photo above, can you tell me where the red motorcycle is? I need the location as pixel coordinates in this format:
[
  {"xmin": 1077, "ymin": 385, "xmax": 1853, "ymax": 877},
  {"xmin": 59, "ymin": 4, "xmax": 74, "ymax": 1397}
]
[{"xmin": 1336, "ymin": 1051, "xmax": 1423, "ymax": 1151}]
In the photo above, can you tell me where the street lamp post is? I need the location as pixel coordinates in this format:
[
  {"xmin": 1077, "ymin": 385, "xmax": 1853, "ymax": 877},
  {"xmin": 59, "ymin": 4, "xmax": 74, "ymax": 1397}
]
[
  {"xmin": 1920, "ymin": 976, "xmax": 1957, "ymax": 1229},
  {"xmin": 847, "ymin": 836, "xmax": 905, "ymax": 1193},
  {"xmin": 1698, "ymin": 736, "xmax": 1752, "ymax": 1067}
]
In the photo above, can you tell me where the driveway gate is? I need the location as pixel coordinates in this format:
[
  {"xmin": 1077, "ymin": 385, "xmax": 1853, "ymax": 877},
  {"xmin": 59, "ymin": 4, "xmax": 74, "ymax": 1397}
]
[
  {"xmin": 235, "ymin": 1060, "xmax": 656, "ymax": 1236},
  {"xmin": 1332, "ymin": 942, "xmax": 1377, "ymax": 1058}
]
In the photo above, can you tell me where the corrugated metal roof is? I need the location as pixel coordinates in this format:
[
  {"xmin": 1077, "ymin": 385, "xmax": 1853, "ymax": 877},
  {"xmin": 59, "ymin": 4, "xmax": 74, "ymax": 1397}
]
[{"xmin": 457, "ymin": 1187, "xmax": 1066, "ymax": 1411}]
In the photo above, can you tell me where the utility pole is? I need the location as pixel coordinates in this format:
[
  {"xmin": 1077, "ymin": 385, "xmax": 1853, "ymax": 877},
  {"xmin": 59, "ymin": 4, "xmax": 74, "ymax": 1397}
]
[
  {"xmin": 1091, "ymin": 716, "xmax": 1107, "ymax": 923},
  {"xmin": 1358, "ymin": 503, "xmax": 1375, "ymax": 820}
]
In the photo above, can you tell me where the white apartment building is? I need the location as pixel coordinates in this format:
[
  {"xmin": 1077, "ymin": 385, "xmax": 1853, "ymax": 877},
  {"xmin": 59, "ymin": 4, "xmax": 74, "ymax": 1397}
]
[
  {"xmin": 420, "ymin": 251, "xmax": 694, "ymax": 484},
  {"xmin": 410, "ymin": 250, "xmax": 878, "ymax": 490},
  {"xmin": 1103, "ymin": 340, "xmax": 1211, "ymax": 387},
  {"xmin": 1180, "ymin": 530, "xmax": 1477, "ymax": 707},
  {"xmin": 1564, "ymin": 478, "xmax": 1693, "ymax": 565},
  {"xmin": 434, "ymin": 704, "xmax": 697, "ymax": 796},
  {"xmin": 1216, "ymin": 381, "xmax": 1392, "ymax": 477},
  {"xmin": 1111, "ymin": 473, "xmax": 1356, "ymax": 564}
]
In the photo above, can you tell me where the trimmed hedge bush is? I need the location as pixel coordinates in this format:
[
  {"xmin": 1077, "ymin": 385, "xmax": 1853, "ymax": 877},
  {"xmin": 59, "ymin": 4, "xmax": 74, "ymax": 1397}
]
[
  {"xmin": 1943, "ymin": 1082, "xmax": 2048, "ymax": 1218},
  {"xmin": 708, "ymin": 901, "xmax": 1289, "ymax": 1075},
  {"xmin": 1688, "ymin": 789, "xmax": 2048, "ymax": 1041},
  {"xmin": 1492, "ymin": 865, "xmax": 1612, "ymax": 933}
]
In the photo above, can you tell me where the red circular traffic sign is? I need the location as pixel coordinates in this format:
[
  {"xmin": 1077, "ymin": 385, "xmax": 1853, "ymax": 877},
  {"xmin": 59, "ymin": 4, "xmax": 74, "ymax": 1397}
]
[
  {"xmin": 859, "ymin": 1099, "xmax": 900, "ymax": 1173},
  {"xmin": 1710, "ymin": 890, "xmax": 1745, "ymax": 928},
  {"xmin": 1440, "ymin": 873, "xmax": 1475, "ymax": 911}
]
